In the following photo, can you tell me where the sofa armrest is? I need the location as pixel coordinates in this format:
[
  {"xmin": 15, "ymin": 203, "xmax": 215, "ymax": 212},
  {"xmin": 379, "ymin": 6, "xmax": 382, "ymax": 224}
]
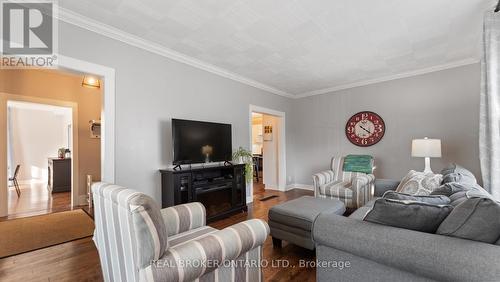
[
  {"xmin": 312, "ymin": 170, "xmax": 335, "ymax": 196},
  {"xmin": 160, "ymin": 202, "xmax": 206, "ymax": 236},
  {"xmin": 374, "ymin": 179, "xmax": 400, "ymax": 197},
  {"xmin": 147, "ymin": 219, "xmax": 269, "ymax": 281},
  {"xmin": 313, "ymin": 214, "xmax": 500, "ymax": 281}
]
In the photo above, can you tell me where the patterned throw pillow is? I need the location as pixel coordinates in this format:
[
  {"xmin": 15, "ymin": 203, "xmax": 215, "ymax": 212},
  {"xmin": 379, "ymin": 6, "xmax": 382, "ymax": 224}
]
[{"xmin": 396, "ymin": 170, "xmax": 442, "ymax": 195}]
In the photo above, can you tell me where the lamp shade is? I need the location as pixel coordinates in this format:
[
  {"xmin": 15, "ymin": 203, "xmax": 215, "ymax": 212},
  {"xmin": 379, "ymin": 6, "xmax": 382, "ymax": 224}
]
[{"xmin": 411, "ymin": 138, "xmax": 441, "ymax": 158}]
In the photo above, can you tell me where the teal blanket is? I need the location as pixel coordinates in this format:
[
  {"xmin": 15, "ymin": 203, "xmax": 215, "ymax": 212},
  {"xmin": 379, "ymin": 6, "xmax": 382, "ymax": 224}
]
[{"xmin": 343, "ymin": 155, "xmax": 373, "ymax": 174}]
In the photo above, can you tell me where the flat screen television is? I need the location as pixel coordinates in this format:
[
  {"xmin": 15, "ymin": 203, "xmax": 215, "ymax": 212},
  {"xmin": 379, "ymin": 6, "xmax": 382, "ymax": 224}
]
[{"xmin": 172, "ymin": 119, "xmax": 232, "ymax": 165}]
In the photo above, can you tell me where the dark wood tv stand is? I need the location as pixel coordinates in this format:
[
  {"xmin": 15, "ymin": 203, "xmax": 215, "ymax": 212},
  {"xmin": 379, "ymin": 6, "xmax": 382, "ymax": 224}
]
[{"xmin": 159, "ymin": 164, "xmax": 247, "ymax": 222}]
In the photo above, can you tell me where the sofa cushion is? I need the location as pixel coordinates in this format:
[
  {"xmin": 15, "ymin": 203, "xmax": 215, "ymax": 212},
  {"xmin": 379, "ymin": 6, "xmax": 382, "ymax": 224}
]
[
  {"xmin": 448, "ymin": 191, "xmax": 468, "ymax": 206},
  {"xmin": 363, "ymin": 198, "xmax": 453, "ymax": 233},
  {"xmin": 269, "ymin": 196, "xmax": 345, "ymax": 231},
  {"xmin": 349, "ymin": 198, "xmax": 377, "ymax": 220},
  {"xmin": 167, "ymin": 226, "xmax": 217, "ymax": 247},
  {"xmin": 383, "ymin": 191, "xmax": 450, "ymax": 205},
  {"xmin": 437, "ymin": 197, "xmax": 500, "ymax": 244},
  {"xmin": 396, "ymin": 170, "xmax": 442, "ymax": 195}
]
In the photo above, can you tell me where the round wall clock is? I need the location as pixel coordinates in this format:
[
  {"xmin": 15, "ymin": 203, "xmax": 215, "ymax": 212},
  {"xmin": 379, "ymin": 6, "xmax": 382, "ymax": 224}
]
[{"xmin": 345, "ymin": 111, "xmax": 385, "ymax": 147}]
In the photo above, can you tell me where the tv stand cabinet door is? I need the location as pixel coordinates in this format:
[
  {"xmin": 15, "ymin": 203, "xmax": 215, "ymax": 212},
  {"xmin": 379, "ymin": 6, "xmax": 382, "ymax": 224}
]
[
  {"xmin": 161, "ymin": 171, "xmax": 191, "ymax": 208},
  {"xmin": 233, "ymin": 166, "xmax": 246, "ymax": 207}
]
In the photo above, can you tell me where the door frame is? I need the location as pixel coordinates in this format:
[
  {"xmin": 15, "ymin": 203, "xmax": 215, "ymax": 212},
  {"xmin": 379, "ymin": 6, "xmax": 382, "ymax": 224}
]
[
  {"xmin": 0, "ymin": 55, "xmax": 116, "ymax": 217},
  {"xmin": 248, "ymin": 105, "xmax": 286, "ymax": 203}
]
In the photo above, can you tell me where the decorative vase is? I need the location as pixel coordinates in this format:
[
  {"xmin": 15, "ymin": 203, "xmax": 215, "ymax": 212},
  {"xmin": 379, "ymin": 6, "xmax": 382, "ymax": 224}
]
[{"xmin": 58, "ymin": 148, "xmax": 66, "ymax": 159}]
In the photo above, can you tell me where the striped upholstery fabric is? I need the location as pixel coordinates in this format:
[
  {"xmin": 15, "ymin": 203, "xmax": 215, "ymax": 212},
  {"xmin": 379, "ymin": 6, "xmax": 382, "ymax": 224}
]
[
  {"xmin": 312, "ymin": 170, "xmax": 335, "ymax": 197},
  {"xmin": 161, "ymin": 202, "xmax": 206, "ymax": 236},
  {"xmin": 142, "ymin": 219, "xmax": 269, "ymax": 282},
  {"xmin": 93, "ymin": 182, "xmax": 155, "ymax": 282},
  {"xmin": 93, "ymin": 183, "xmax": 269, "ymax": 282},
  {"xmin": 313, "ymin": 157, "xmax": 375, "ymax": 208}
]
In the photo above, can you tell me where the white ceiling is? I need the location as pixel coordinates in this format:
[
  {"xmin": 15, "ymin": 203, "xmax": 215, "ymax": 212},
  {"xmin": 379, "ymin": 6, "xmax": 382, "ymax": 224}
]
[{"xmin": 60, "ymin": 0, "xmax": 493, "ymax": 97}]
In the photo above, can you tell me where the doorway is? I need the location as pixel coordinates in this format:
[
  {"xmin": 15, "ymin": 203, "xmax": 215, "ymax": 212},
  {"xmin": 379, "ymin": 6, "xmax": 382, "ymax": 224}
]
[
  {"xmin": 0, "ymin": 55, "xmax": 115, "ymax": 218},
  {"xmin": 249, "ymin": 105, "xmax": 286, "ymax": 201},
  {"xmin": 7, "ymin": 101, "xmax": 73, "ymax": 218}
]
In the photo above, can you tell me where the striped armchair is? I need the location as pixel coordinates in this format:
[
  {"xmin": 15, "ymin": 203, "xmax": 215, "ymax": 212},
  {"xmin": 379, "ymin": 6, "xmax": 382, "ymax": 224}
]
[
  {"xmin": 312, "ymin": 156, "xmax": 375, "ymax": 209},
  {"xmin": 92, "ymin": 183, "xmax": 269, "ymax": 282}
]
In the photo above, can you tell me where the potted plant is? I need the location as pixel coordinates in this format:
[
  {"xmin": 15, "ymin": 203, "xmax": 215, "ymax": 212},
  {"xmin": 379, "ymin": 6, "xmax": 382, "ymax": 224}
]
[{"xmin": 232, "ymin": 147, "xmax": 253, "ymax": 184}]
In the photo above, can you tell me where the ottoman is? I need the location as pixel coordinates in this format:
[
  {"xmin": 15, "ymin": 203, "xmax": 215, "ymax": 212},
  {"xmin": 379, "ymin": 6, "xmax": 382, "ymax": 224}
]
[{"xmin": 268, "ymin": 196, "xmax": 345, "ymax": 250}]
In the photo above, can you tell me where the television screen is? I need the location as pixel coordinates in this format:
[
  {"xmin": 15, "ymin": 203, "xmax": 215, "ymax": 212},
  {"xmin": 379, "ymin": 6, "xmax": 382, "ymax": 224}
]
[{"xmin": 172, "ymin": 119, "xmax": 232, "ymax": 165}]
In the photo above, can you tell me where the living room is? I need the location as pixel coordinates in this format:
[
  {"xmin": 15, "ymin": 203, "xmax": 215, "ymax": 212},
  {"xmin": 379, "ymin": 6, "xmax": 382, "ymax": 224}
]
[{"xmin": 0, "ymin": 0, "xmax": 499, "ymax": 281}]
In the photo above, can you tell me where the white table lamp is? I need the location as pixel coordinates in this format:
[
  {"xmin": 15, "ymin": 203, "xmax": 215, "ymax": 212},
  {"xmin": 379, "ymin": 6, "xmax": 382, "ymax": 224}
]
[{"xmin": 411, "ymin": 137, "xmax": 441, "ymax": 174}]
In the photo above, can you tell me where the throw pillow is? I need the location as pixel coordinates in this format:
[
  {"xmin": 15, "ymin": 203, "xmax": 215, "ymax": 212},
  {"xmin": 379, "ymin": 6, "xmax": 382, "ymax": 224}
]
[
  {"xmin": 437, "ymin": 197, "xmax": 500, "ymax": 244},
  {"xmin": 440, "ymin": 163, "xmax": 477, "ymax": 182},
  {"xmin": 363, "ymin": 198, "xmax": 453, "ymax": 233},
  {"xmin": 441, "ymin": 173, "xmax": 477, "ymax": 186},
  {"xmin": 383, "ymin": 191, "xmax": 450, "ymax": 205},
  {"xmin": 396, "ymin": 170, "xmax": 442, "ymax": 195},
  {"xmin": 431, "ymin": 182, "xmax": 471, "ymax": 197},
  {"xmin": 432, "ymin": 182, "xmax": 490, "ymax": 198}
]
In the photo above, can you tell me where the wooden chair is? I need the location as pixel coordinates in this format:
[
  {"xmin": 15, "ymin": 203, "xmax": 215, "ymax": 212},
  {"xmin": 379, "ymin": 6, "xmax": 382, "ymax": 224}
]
[
  {"xmin": 253, "ymin": 156, "xmax": 260, "ymax": 182},
  {"xmin": 9, "ymin": 164, "xmax": 21, "ymax": 197}
]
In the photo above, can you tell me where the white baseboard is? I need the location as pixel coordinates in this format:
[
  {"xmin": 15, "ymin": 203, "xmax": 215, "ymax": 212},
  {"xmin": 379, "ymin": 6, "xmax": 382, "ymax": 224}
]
[
  {"xmin": 286, "ymin": 183, "xmax": 314, "ymax": 191},
  {"xmin": 263, "ymin": 186, "xmax": 280, "ymax": 191},
  {"xmin": 78, "ymin": 195, "xmax": 89, "ymax": 206}
]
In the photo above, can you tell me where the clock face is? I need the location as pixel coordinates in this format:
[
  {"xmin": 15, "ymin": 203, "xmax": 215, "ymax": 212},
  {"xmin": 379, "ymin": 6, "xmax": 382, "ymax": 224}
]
[{"xmin": 345, "ymin": 111, "xmax": 385, "ymax": 147}]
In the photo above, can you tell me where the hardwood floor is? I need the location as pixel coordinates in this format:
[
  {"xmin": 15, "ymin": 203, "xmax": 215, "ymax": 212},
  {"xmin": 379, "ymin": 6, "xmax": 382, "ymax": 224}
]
[
  {"xmin": 0, "ymin": 185, "xmax": 315, "ymax": 282},
  {"xmin": 2, "ymin": 180, "xmax": 72, "ymax": 220}
]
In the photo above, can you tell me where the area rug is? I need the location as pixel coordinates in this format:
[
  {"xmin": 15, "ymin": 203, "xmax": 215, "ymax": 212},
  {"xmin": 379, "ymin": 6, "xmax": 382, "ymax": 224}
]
[{"xmin": 0, "ymin": 209, "xmax": 94, "ymax": 258}]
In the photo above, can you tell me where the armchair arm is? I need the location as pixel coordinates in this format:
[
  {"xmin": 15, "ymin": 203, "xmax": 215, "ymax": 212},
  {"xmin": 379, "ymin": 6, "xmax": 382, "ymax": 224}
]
[
  {"xmin": 147, "ymin": 219, "xmax": 269, "ymax": 282},
  {"xmin": 160, "ymin": 202, "xmax": 206, "ymax": 236},
  {"xmin": 351, "ymin": 174, "xmax": 375, "ymax": 207},
  {"xmin": 312, "ymin": 170, "xmax": 335, "ymax": 197},
  {"xmin": 313, "ymin": 214, "xmax": 500, "ymax": 281}
]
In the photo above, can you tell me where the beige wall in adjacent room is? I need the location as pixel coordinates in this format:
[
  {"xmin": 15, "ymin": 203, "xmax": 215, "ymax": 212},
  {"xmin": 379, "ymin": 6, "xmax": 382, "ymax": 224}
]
[
  {"xmin": 251, "ymin": 113, "xmax": 263, "ymax": 155},
  {"xmin": 9, "ymin": 104, "xmax": 72, "ymax": 181},
  {"xmin": 0, "ymin": 69, "xmax": 102, "ymax": 197},
  {"xmin": 262, "ymin": 114, "xmax": 280, "ymax": 189}
]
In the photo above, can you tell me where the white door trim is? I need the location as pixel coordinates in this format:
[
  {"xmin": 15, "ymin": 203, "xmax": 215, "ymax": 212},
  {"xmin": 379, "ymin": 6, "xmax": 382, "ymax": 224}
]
[
  {"xmin": 248, "ymin": 105, "xmax": 286, "ymax": 203},
  {"xmin": 0, "ymin": 55, "xmax": 116, "ymax": 217},
  {"xmin": 58, "ymin": 55, "xmax": 116, "ymax": 186}
]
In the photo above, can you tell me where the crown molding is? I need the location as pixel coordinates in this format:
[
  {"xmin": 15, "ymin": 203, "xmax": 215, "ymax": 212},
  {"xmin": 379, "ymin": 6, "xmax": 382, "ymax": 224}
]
[
  {"xmin": 56, "ymin": 8, "xmax": 294, "ymax": 98},
  {"xmin": 56, "ymin": 8, "xmax": 479, "ymax": 100},
  {"xmin": 294, "ymin": 58, "xmax": 479, "ymax": 98}
]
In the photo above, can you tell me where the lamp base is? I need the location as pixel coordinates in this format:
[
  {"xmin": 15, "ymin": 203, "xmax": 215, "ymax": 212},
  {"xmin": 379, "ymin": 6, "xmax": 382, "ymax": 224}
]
[{"xmin": 423, "ymin": 157, "xmax": 433, "ymax": 174}]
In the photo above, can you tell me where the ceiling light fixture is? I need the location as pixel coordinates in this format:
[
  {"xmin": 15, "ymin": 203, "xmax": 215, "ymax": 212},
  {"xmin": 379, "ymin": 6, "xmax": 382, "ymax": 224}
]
[{"xmin": 82, "ymin": 75, "xmax": 101, "ymax": 88}]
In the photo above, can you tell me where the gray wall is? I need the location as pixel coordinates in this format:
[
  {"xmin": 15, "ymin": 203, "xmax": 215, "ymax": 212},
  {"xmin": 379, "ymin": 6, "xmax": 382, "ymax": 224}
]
[
  {"xmin": 58, "ymin": 21, "xmax": 482, "ymax": 195},
  {"xmin": 58, "ymin": 22, "xmax": 293, "ymax": 201},
  {"xmin": 290, "ymin": 63, "xmax": 481, "ymax": 185}
]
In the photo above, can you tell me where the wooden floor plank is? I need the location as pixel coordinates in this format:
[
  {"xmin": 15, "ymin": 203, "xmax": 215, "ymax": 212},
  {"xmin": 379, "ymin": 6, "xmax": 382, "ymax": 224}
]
[{"xmin": 0, "ymin": 181, "xmax": 315, "ymax": 281}]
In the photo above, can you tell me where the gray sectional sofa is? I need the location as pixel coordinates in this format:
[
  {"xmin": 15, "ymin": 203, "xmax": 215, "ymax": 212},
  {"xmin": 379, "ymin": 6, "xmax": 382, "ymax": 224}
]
[{"xmin": 312, "ymin": 166, "xmax": 500, "ymax": 282}]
